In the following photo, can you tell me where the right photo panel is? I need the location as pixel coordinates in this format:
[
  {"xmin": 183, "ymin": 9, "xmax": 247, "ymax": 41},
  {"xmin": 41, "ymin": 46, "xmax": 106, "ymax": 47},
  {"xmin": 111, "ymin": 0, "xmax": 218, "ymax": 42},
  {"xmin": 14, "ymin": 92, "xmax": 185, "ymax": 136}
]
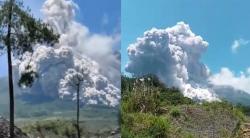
[{"xmin": 121, "ymin": 0, "xmax": 250, "ymax": 138}]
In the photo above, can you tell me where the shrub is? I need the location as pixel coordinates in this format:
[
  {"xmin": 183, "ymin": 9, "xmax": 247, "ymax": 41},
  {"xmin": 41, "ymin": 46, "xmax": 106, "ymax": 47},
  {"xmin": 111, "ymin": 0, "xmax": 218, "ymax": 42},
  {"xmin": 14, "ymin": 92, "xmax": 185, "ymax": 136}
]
[
  {"xmin": 122, "ymin": 89, "xmax": 161, "ymax": 114},
  {"xmin": 121, "ymin": 126, "xmax": 134, "ymax": 138},
  {"xmin": 170, "ymin": 107, "xmax": 181, "ymax": 118},
  {"xmin": 149, "ymin": 116, "xmax": 169, "ymax": 137},
  {"xmin": 233, "ymin": 107, "xmax": 245, "ymax": 121},
  {"xmin": 122, "ymin": 113, "xmax": 170, "ymax": 138}
]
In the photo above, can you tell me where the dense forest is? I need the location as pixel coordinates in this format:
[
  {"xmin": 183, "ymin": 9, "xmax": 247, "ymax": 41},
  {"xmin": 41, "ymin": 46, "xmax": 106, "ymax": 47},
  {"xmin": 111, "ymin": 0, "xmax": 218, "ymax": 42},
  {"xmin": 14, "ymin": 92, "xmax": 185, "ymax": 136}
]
[{"xmin": 121, "ymin": 74, "xmax": 250, "ymax": 138}]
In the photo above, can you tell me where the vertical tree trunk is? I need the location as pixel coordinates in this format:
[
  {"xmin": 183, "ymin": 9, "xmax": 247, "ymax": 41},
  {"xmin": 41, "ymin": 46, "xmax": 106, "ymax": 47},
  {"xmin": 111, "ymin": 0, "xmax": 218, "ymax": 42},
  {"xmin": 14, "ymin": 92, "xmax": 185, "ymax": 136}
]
[
  {"xmin": 6, "ymin": 0, "xmax": 14, "ymax": 138},
  {"xmin": 77, "ymin": 84, "xmax": 80, "ymax": 138}
]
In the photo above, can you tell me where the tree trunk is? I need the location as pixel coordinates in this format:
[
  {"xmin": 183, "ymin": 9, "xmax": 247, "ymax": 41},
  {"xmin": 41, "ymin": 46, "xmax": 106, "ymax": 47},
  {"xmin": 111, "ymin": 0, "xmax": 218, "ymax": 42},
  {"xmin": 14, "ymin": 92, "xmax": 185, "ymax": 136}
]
[
  {"xmin": 6, "ymin": 0, "xmax": 15, "ymax": 138},
  {"xmin": 77, "ymin": 84, "xmax": 80, "ymax": 138}
]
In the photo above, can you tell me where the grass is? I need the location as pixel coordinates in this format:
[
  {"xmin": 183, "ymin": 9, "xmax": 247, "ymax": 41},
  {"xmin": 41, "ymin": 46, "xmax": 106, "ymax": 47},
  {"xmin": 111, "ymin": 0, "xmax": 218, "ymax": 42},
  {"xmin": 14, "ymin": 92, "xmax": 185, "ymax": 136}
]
[
  {"xmin": 22, "ymin": 119, "xmax": 78, "ymax": 138},
  {"xmin": 122, "ymin": 113, "xmax": 170, "ymax": 138},
  {"xmin": 170, "ymin": 107, "xmax": 181, "ymax": 118},
  {"xmin": 21, "ymin": 118, "xmax": 120, "ymax": 138}
]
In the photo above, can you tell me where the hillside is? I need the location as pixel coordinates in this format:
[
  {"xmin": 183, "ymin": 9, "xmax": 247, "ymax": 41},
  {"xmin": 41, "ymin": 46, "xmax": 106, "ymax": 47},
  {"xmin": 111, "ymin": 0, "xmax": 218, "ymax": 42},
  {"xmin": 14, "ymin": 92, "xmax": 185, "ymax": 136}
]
[
  {"xmin": 212, "ymin": 85, "xmax": 250, "ymax": 107},
  {"xmin": 121, "ymin": 75, "xmax": 250, "ymax": 138}
]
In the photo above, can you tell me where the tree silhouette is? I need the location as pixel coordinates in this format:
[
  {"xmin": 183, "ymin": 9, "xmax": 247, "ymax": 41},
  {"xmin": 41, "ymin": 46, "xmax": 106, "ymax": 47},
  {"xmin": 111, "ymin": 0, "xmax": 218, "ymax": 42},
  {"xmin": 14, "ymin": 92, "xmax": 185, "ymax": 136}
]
[
  {"xmin": 59, "ymin": 64, "xmax": 93, "ymax": 138},
  {"xmin": 0, "ymin": 0, "xmax": 59, "ymax": 137},
  {"xmin": 59, "ymin": 57, "xmax": 120, "ymax": 137}
]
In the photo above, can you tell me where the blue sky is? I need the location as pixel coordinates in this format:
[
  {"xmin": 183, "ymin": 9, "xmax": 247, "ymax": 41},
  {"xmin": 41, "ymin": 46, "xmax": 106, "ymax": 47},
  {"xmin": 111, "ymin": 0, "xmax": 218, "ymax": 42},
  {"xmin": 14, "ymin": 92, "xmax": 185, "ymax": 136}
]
[
  {"xmin": 1, "ymin": 0, "xmax": 250, "ymax": 77},
  {"xmin": 0, "ymin": 0, "xmax": 120, "ymax": 77},
  {"xmin": 121, "ymin": 0, "xmax": 250, "ymax": 75}
]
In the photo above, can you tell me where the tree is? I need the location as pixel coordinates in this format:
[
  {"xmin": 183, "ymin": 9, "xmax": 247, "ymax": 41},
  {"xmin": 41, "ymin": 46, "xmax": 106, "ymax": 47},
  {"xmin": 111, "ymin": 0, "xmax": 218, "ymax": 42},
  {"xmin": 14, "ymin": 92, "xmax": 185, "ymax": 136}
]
[
  {"xmin": 59, "ymin": 58, "xmax": 120, "ymax": 138},
  {"xmin": 0, "ymin": 0, "xmax": 59, "ymax": 137},
  {"xmin": 59, "ymin": 61, "xmax": 93, "ymax": 138},
  {"xmin": 60, "ymin": 68, "xmax": 93, "ymax": 138}
]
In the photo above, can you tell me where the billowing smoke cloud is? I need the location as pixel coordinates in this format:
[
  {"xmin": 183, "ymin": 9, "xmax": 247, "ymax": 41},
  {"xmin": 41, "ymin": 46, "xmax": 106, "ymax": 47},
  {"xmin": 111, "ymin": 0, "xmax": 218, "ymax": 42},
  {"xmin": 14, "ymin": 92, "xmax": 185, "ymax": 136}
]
[
  {"xmin": 14, "ymin": 0, "xmax": 120, "ymax": 106},
  {"xmin": 42, "ymin": 0, "xmax": 121, "ymax": 87},
  {"xmin": 16, "ymin": 45, "xmax": 74, "ymax": 97},
  {"xmin": 125, "ymin": 22, "xmax": 250, "ymax": 102},
  {"xmin": 126, "ymin": 22, "xmax": 218, "ymax": 101},
  {"xmin": 59, "ymin": 58, "xmax": 120, "ymax": 107}
]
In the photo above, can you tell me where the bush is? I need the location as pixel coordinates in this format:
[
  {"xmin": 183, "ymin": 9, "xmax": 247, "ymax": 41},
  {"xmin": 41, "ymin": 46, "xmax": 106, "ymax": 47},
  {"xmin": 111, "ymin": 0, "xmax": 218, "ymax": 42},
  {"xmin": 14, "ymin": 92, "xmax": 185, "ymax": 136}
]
[
  {"xmin": 149, "ymin": 116, "xmax": 169, "ymax": 137},
  {"xmin": 170, "ymin": 107, "xmax": 181, "ymax": 118},
  {"xmin": 122, "ymin": 113, "xmax": 170, "ymax": 138},
  {"xmin": 121, "ymin": 126, "xmax": 134, "ymax": 138},
  {"xmin": 233, "ymin": 107, "xmax": 245, "ymax": 121},
  {"xmin": 236, "ymin": 103, "xmax": 250, "ymax": 115},
  {"xmin": 122, "ymin": 89, "xmax": 161, "ymax": 114},
  {"xmin": 121, "ymin": 75, "xmax": 194, "ymax": 113},
  {"xmin": 159, "ymin": 88, "xmax": 194, "ymax": 106},
  {"xmin": 121, "ymin": 100, "xmax": 132, "ymax": 113}
]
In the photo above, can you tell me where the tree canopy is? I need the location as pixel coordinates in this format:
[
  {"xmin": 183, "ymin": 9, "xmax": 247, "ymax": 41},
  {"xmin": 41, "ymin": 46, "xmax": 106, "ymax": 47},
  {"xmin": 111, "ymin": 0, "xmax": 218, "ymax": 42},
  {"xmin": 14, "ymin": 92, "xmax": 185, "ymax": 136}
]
[
  {"xmin": 0, "ymin": 0, "xmax": 59, "ymax": 87},
  {"xmin": 0, "ymin": 0, "xmax": 59, "ymax": 58}
]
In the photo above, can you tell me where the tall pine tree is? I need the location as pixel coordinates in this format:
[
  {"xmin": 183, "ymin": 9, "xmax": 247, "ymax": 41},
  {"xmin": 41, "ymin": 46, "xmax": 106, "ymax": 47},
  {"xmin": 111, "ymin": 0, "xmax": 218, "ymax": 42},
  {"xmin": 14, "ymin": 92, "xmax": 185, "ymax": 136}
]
[{"xmin": 0, "ymin": 0, "xmax": 59, "ymax": 137}]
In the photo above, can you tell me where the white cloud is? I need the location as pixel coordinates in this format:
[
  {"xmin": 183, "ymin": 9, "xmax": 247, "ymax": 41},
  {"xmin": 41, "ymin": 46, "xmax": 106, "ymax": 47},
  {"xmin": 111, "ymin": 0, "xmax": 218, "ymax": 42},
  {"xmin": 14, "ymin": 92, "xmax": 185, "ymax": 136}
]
[
  {"xmin": 231, "ymin": 39, "xmax": 249, "ymax": 53},
  {"xmin": 209, "ymin": 67, "xmax": 250, "ymax": 94}
]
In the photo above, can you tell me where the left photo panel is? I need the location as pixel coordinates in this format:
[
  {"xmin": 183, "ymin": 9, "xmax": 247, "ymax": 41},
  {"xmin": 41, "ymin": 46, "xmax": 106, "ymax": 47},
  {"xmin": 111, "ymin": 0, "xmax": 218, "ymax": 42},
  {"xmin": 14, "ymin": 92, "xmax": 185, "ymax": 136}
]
[{"xmin": 0, "ymin": 0, "xmax": 121, "ymax": 137}]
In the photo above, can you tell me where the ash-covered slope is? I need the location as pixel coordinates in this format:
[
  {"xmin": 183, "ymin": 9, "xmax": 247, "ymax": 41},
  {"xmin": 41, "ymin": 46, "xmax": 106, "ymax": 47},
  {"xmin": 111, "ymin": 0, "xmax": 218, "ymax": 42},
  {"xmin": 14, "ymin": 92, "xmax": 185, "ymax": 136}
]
[{"xmin": 212, "ymin": 85, "xmax": 250, "ymax": 106}]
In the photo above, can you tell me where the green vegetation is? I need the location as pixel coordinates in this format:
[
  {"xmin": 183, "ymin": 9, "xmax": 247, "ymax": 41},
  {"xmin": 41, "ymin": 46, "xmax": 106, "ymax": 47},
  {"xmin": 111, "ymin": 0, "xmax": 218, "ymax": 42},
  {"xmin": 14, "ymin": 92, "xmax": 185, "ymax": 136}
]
[
  {"xmin": 22, "ymin": 119, "xmax": 78, "ymax": 138},
  {"xmin": 170, "ymin": 107, "xmax": 181, "ymax": 118},
  {"xmin": 121, "ymin": 74, "xmax": 250, "ymax": 138},
  {"xmin": 122, "ymin": 113, "xmax": 169, "ymax": 138},
  {"xmin": 21, "ymin": 119, "xmax": 120, "ymax": 138}
]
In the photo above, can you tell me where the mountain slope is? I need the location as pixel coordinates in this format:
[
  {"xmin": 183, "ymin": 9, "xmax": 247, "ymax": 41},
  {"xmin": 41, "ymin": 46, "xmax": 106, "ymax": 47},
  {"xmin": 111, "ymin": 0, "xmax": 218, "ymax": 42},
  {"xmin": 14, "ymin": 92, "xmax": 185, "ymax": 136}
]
[
  {"xmin": 121, "ymin": 75, "xmax": 249, "ymax": 138},
  {"xmin": 212, "ymin": 85, "xmax": 250, "ymax": 106}
]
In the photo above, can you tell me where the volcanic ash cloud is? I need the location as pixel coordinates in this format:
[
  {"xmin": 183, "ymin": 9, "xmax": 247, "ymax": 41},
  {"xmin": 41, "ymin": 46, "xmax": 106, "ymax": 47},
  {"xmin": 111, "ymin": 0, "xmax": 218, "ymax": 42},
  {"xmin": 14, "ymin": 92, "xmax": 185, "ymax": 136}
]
[
  {"xmin": 14, "ymin": 0, "xmax": 120, "ymax": 106},
  {"xmin": 126, "ymin": 22, "xmax": 218, "ymax": 101}
]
